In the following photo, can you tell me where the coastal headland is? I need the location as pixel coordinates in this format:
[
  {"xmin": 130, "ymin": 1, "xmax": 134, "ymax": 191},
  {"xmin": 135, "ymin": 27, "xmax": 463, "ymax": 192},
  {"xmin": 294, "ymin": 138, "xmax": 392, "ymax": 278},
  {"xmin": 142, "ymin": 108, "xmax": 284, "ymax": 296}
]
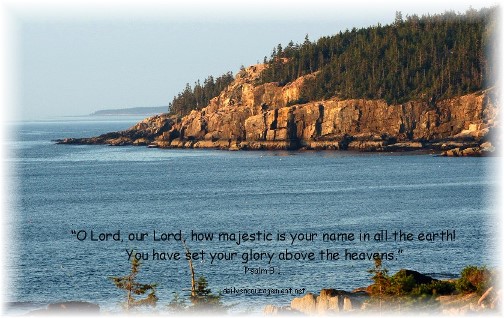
[{"xmin": 57, "ymin": 64, "xmax": 498, "ymax": 156}]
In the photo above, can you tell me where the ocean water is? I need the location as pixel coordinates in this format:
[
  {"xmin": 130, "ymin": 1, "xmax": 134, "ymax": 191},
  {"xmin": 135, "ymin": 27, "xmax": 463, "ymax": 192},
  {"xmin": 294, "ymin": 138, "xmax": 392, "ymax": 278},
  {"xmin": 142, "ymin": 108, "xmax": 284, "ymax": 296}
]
[{"xmin": 3, "ymin": 118, "xmax": 500, "ymax": 314}]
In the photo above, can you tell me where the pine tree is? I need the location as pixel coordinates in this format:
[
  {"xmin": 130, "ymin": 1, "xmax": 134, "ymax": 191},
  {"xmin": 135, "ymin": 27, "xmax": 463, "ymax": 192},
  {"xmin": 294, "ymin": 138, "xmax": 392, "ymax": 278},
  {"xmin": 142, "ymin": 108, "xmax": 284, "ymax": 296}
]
[
  {"xmin": 368, "ymin": 258, "xmax": 390, "ymax": 309},
  {"xmin": 190, "ymin": 276, "xmax": 224, "ymax": 312},
  {"xmin": 109, "ymin": 256, "xmax": 158, "ymax": 311},
  {"xmin": 257, "ymin": 7, "xmax": 495, "ymax": 105}
]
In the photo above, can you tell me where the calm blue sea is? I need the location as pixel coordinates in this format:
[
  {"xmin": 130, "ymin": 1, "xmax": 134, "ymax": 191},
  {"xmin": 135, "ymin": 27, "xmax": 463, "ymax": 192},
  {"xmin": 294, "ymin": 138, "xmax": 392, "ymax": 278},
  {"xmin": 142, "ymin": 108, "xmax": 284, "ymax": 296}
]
[{"xmin": 3, "ymin": 118, "xmax": 500, "ymax": 314}]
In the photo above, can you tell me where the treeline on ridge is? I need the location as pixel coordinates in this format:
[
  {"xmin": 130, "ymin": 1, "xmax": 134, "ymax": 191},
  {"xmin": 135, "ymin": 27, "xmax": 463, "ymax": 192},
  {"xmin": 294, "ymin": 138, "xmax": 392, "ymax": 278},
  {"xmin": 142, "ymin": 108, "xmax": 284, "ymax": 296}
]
[
  {"xmin": 168, "ymin": 7, "xmax": 497, "ymax": 116},
  {"xmin": 261, "ymin": 7, "xmax": 497, "ymax": 105},
  {"xmin": 168, "ymin": 72, "xmax": 234, "ymax": 116}
]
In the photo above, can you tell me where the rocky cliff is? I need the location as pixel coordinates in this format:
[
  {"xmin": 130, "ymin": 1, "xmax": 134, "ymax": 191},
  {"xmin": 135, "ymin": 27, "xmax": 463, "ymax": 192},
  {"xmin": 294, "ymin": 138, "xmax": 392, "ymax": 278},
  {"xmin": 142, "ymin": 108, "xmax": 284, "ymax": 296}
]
[{"xmin": 58, "ymin": 64, "xmax": 499, "ymax": 155}]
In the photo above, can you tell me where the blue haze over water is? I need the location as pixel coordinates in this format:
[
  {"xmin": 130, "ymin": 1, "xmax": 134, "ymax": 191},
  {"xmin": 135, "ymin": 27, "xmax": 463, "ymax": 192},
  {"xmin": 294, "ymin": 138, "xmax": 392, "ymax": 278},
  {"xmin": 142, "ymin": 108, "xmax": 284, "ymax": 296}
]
[{"xmin": 4, "ymin": 118, "xmax": 499, "ymax": 313}]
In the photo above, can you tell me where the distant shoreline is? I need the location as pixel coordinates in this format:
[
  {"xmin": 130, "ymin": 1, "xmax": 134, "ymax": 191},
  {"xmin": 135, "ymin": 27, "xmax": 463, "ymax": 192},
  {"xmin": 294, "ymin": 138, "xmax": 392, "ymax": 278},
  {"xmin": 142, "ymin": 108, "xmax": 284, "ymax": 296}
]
[{"xmin": 89, "ymin": 106, "xmax": 167, "ymax": 116}]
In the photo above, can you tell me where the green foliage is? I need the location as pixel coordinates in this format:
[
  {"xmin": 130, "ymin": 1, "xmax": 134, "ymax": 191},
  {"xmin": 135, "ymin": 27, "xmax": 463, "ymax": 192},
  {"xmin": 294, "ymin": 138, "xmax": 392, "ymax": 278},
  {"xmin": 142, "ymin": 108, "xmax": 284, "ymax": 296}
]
[
  {"xmin": 368, "ymin": 258, "xmax": 391, "ymax": 296},
  {"xmin": 369, "ymin": 267, "xmax": 418, "ymax": 297},
  {"xmin": 259, "ymin": 7, "xmax": 497, "ymax": 105},
  {"xmin": 167, "ymin": 292, "xmax": 187, "ymax": 312},
  {"xmin": 388, "ymin": 270, "xmax": 417, "ymax": 296},
  {"xmin": 368, "ymin": 262, "xmax": 456, "ymax": 300},
  {"xmin": 455, "ymin": 266, "xmax": 491, "ymax": 294},
  {"xmin": 189, "ymin": 275, "xmax": 224, "ymax": 312},
  {"xmin": 109, "ymin": 256, "xmax": 158, "ymax": 310},
  {"xmin": 168, "ymin": 72, "xmax": 234, "ymax": 116},
  {"xmin": 166, "ymin": 7, "xmax": 496, "ymax": 118},
  {"xmin": 411, "ymin": 280, "xmax": 456, "ymax": 297},
  {"xmin": 366, "ymin": 263, "xmax": 497, "ymax": 311}
]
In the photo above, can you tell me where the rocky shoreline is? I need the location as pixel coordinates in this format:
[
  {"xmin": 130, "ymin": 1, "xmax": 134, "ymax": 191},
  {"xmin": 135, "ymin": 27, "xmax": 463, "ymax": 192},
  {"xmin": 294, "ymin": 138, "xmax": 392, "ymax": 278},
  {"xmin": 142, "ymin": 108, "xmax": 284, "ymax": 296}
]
[
  {"xmin": 264, "ymin": 286, "xmax": 501, "ymax": 315},
  {"xmin": 56, "ymin": 127, "xmax": 496, "ymax": 157},
  {"xmin": 55, "ymin": 112, "xmax": 497, "ymax": 157},
  {"xmin": 263, "ymin": 268, "xmax": 500, "ymax": 315},
  {"xmin": 12, "ymin": 268, "xmax": 499, "ymax": 316},
  {"xmin": 56, "ymin": 65, "xmax": 498, "ymax": 156}
]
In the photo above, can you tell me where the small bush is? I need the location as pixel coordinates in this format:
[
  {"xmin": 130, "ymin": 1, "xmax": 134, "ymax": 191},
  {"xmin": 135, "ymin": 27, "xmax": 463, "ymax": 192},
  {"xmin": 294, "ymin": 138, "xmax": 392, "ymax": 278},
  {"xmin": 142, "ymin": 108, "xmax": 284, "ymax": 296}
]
[
  {"xmin": 389, "ymin": 270, "xmax": 417, "ymax": 295},
  {"xmin": 412, "ymin": 280, "xmax": 456, "ymax": 297},
  {"xmin": 189, "ymin": 276, "xmax": 225, "ymax": 313},
  {"xmin": 430, "ymin": 280, "xmax": 456, "ymax": 296},
  {"xmin": 455, "ymin": 266, "xmax": 491, "ymax": 294}
]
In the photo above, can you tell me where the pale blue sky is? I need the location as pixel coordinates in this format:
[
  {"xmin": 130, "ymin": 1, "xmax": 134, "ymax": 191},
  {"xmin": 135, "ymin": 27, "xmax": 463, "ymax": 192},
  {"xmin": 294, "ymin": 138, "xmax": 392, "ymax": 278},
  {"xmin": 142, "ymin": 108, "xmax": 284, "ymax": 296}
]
[{"xmin": 8, "ymin": 1, "xmax": 499, "ymax": 120}]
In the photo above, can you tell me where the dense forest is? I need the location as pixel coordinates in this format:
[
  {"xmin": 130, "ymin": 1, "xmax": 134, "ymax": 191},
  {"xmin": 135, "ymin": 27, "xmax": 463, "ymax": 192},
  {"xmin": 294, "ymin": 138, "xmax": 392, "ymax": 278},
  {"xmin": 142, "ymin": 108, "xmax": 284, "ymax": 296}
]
[
  {"xmin": 169, "ymin": 7, "xmax": 497, "ymax": 116},
  {"xmin": 168, "ymin": 72, "xmax": 234, "ymax": 116}
]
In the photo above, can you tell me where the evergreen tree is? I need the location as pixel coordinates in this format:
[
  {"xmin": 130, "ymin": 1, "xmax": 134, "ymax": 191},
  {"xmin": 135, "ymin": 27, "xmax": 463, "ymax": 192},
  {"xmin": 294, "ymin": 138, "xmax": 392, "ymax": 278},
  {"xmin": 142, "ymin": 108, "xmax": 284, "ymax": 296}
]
[
  {"xmin": 109, "ymin": 256, "xmax": 158, "ymax": 311},
  {"xmin": 259, "ymin": 7, "xmax": 496, "ymax": 105},
  {"xmin": 168, "ymin": 72, "xmax": 234, "ymax": 116},
  {"xmin": 189, "ymin": 275, "xmax": 224, "ymax": 312},
  {"xmin": 167, "ymin": 7, "xmax": 496, "ymax": 114}
]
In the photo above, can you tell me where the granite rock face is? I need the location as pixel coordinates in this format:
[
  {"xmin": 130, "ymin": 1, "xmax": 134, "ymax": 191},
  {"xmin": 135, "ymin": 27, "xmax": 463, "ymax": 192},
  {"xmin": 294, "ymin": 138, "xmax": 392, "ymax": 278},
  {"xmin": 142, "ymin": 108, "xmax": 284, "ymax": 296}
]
[
  {"xmin": 290, "ymin": 293, "xmax": 317, "ymax": 315},
  {"xmin": 285, "ymin": 289, "xmax": 368, "ymax": 315},
  {"xmin": 57, "ymin": 64, "xmax": 498, "ymax": 154}
]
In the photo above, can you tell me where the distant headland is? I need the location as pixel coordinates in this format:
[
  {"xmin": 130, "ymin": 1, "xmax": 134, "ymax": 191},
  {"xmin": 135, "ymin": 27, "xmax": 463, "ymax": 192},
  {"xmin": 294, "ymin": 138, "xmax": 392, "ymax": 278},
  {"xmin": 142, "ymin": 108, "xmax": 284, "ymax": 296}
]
[{"xmin": 90, "ymin": 106, "xmax": 167, "ymax": 116}]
